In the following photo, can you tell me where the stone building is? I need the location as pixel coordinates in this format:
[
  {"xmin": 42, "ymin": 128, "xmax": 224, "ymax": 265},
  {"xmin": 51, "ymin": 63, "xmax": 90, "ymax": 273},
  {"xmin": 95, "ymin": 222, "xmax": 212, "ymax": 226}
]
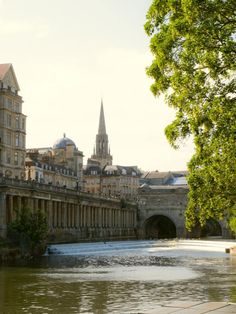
[
  {"xmin": 101, "ymin": 165, "xmax": 140, "ymax": 200},
  {"xmin": 84, "ymin": 164, "xmax": 140, "ymax": 200},
  {"xmin": 83, "ymin": 163, "xmax": 101, "ymax": 194},
  {"xmin": 25, "ymin": 135, "xmax": 83, "ymax": 189},
  {"xmin": 84, "ymin": 102, "xmax": 140, "ymax": 199},
  {"xmin": 0, "ymin": 64, "xmax": 26, "ymax": 179}
]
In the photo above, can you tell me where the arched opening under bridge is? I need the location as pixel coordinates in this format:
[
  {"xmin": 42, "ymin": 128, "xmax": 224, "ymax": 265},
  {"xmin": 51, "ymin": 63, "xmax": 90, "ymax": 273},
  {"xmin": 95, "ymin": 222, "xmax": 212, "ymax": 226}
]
[
  {"xmin": 201, "ymin": 218, "xmax": 222, "ymax": 237},
  {"xmin": 144, "ymin": 215, "xmax": 177, "ymax": 239}
]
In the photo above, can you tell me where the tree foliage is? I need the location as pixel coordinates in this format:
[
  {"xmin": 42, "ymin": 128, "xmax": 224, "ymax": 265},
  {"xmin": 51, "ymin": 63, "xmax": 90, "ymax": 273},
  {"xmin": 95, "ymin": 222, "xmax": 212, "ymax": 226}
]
[
  {"xmin": 8, "ymin": 208, "xmax": 48, "ymax": 257},
  {"xmin": 145, "ymin": 0, "xmax": 236, "ymax": 233}
]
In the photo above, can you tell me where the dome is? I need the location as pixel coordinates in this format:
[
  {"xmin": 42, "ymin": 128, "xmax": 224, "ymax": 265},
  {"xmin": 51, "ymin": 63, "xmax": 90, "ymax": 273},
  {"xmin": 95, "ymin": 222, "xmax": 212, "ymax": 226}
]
[{"xmin": 53, "ymin": 134, "xmax": 76, "ymax": 149}]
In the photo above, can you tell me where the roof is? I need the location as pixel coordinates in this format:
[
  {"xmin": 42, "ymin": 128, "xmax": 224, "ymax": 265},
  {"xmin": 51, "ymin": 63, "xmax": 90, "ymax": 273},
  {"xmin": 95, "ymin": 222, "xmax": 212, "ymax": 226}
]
[
  {"xmin": 53, "ymin": 134, "xmax": 76, "ymax": 149},
  {"xmin": 103, "ymin": 165, "xmax": 140, "ymax": 176},
  {"xmin": 172, "ymin": 176, "xmax": 188, "ymax": 185},
  {"xmin": 141, "ymin": 171, "xmax": 172, "ymax": 179},
  {"xmin": 0, "ymin": 63, "xmax": 20, "ymax": 91},
  {"xmin": 0, "ymin": 64, "xmax": 11, "ymax": 80},
  {"xmin": 83, "ymin": 164, "xmax": 102, "ymax": 175}
]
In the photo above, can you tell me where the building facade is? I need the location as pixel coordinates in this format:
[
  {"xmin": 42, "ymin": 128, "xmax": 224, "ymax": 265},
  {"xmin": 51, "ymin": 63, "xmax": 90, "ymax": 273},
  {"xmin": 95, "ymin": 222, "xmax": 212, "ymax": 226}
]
[
  {"xmin": 25, "ymin": 135, "xmax": 84, "ymax": 189},
  {"xmin": 0, "ymin": 64, "xmax": 26, "ymax": 180},
  {"xmin": 84, "ymin": 164, "xmax": 140, "ymax": 200}
]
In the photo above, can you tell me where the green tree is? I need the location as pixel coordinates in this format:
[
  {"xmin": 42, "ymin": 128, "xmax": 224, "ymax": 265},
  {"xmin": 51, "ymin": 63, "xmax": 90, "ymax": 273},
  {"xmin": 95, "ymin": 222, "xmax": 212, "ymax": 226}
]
[
  {"xmin": 8, "ymin": 208, "xmax": 48, "ymax": 257},
  {"xmin": 145, "ymin": 0, "xmax": 236, "ymax": 234}
]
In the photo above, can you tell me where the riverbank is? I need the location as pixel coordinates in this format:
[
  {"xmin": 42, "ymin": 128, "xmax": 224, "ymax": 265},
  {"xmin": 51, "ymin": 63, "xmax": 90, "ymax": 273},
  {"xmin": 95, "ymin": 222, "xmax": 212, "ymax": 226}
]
[{"xmin": 0, "ymin": 237, "xmax": 46, "ymax": 265}]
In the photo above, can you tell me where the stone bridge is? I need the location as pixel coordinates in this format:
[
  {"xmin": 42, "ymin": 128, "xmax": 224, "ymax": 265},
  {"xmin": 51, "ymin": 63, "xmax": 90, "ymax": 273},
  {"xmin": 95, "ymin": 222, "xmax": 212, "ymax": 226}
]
[{"xmin": 137, "ymin": 185, "xmax": 231, "ymax": 239}]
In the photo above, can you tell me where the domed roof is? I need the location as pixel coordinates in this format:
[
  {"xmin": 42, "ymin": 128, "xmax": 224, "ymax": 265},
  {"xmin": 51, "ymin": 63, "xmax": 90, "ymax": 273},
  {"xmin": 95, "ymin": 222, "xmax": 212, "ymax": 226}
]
[{"xmin": 53, "ymin": 134, "xmax": 76, "ymax": 149}]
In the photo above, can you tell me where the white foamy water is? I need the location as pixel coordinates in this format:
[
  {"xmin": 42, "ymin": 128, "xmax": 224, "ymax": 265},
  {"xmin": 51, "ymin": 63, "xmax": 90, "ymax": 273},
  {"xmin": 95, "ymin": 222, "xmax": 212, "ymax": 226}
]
[
  {"xmin": 46, "ymin": 239, "xmax": 236, "ymax": 258},
  {"xmin": 42, "ymin": 265, "xmax": 199, "ymax": 282}
]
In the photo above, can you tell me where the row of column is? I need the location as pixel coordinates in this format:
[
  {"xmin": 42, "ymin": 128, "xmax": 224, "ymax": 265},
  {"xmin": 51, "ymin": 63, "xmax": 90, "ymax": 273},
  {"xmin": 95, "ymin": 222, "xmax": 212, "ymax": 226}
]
[{"xmin": 6, "ymin": 195, "xmax": 136, "ymax": 230}]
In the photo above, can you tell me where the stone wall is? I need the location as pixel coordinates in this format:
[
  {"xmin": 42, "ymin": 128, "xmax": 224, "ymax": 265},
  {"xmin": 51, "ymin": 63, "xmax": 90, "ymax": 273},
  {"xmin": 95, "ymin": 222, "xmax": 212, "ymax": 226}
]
[
  {"xmin": 138, "ymin": 186, "xmax": 188, "ymax": 238},
  {"xmin": 137, "ymin": 185, "xmax": 232, "ymax": 239}
]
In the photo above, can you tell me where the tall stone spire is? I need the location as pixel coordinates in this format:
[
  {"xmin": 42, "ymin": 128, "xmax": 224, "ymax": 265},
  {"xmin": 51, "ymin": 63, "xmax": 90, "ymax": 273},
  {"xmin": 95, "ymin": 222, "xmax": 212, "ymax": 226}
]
[
  {"xmin": 90, "ymin": 100, "xmax": 112, "ymax": 168},
  {"xmin": 98, "ymin": 99, "xmax": 106, "ymax": 135}
]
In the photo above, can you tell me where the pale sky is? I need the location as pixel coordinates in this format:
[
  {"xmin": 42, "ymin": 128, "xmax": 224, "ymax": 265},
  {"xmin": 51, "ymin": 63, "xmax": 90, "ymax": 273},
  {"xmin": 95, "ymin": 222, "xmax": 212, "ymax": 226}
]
[{"xmin": 1, "ymin": 0, "xmax": 194, "ymax": 171}]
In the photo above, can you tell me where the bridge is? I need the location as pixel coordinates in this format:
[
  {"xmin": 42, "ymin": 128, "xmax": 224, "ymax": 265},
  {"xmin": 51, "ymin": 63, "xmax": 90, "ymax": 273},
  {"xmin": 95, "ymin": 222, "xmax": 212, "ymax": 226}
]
[
  {"xmin": 0, "ymin": 178, "xmax": 233, "ymax": 243},
  {"xmin": 137, "ymin": 184, "xmax": 231, "ymax": 239}
]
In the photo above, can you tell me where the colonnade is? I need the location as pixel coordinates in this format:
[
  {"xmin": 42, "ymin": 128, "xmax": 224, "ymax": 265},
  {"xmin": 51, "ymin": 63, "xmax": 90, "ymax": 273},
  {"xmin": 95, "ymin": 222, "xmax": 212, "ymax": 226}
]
[{"xmin": 3, "ymin": 194, "xmax": 137, "ymax": 241}]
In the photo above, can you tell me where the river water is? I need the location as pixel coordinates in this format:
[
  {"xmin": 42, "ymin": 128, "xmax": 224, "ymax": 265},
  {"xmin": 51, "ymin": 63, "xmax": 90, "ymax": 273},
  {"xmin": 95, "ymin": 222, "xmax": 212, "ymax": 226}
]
[{"xmin": 1, "ymin": 239, "xmax": 236, "ymax": 313}]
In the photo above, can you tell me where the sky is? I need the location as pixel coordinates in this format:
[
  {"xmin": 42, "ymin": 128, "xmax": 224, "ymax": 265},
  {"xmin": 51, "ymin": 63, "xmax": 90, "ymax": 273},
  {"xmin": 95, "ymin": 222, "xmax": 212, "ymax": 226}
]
[{"xmin": 0, "ymin": 0, "xmax": 194, "ymax": 171}]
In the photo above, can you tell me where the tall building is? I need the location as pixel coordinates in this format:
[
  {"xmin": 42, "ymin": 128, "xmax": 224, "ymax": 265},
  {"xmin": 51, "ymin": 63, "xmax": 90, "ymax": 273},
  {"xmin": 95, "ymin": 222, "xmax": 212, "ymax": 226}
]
[
  {"xmin": 0, "ymin": 64, "xmax": 26, "ymax": 179},
  {"xmin": 89, "ymin": 100, "xmax": 112, "ymax": 168}
]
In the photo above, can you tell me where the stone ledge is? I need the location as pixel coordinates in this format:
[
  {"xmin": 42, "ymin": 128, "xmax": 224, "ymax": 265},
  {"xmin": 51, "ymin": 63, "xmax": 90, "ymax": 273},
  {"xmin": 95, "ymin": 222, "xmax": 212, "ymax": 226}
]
[
  {"xmin": 142, "ymin": 301, "xmax": 236, "ymax": 314},
  {"xmin": 225, "ymin": 246, "xmax": 236, "ymax": 255}
]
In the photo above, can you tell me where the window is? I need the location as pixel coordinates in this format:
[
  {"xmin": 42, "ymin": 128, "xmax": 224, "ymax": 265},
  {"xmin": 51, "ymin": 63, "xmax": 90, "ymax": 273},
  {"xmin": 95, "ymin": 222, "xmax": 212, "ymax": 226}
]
[
  {"xmin": 14, "ymin": 152, "xmax": 18, "ymax": 165},
  {"xmin": 7, "ymin": 98, "xmax": 12, "ymax": 110},
  {"xmin": 6, "ymin": 151, "xmax": 11, "ymax": 164},
  {"xmin": 22, "ymin": 118, "xmax": 25, "ymax": 130},
  {"xmin": 21, "ymin": 153, "xmax": 24, "ymax": 166},
  {"xmin": 15, "ymin": 133, "xmax": 19, "ymax": 146},
  {"xmin": 15, "ymin": 115, "xmax": 20, "ymax": 129},
  {"xmin": 7, "ymin": 114, "xmax": 12, "ymax": 127},
  {"xmin": 15, "ymin": 102, "xmax": 20, "ymax": 113},
  {"xmin": 6, "ymin": 132, "xmax": 11, "ymax": 145}
]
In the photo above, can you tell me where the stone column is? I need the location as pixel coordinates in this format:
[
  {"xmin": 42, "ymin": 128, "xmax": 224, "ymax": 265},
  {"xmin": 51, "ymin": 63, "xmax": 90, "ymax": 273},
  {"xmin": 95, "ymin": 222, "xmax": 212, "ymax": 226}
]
[
  {"xmin": 81, "ymin": 205, "xmax": 84, "ymax": 227},
  {"xmin": 91, "ymin": 206, "xmax": 94, "ymax": 228},
  {"xmin": 0, "ymin": 192, "xmax": 7, "ymax": 238},
  {"xmin": 95, "ymin": 207, "xmax": 98, "ymax": 227},
  {"xmin": 75, "ymin": 204, "xmax": 79, "ymax": 228},
  {"xmin": 98, "ymin": 207, "xmax": 102, "ymax": 227},
  {"xmin": 58, "ymin": 202, "xmax": 62, "ymax": 228},
  {"xmin": 77, "ymin": 204, "xmax": 81, "ymax": 227},
  {"xmin": 16, "ymin": 196, "xmax": 22, "ymax": 216},
  {"xmin": 34, "ymin": 198, "xmax": 39, "ymax": 210},
  {"xmin": 87, "ymin": 206, "xmax": 91, "ymax": 227},
  {"xmin": 53, "ymin": 202, "xmax": 57, "ymax": 228},
  {"xmin": 71, "ymin": 204, "xmax": 75, "ymax": 228},
  {"xmin": 27, "ymin": 198, "xmax": 34, "ymax": 210},
  {"xmin": 62, "ymin": 202, "xmax": 67, "ymax": 228},
  {"xmin": 7, "ymin": 195, "xmax": 14, "ymax": 223},
  {"xmin": 47, "ymin": 200, "xmax": 53, "ymax": 228}
]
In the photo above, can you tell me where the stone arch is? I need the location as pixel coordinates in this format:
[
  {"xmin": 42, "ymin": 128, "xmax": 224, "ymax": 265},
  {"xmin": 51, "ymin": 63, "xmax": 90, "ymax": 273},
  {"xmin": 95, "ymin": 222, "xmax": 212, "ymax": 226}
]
[
  {"xmin": 144, "ymin": 214, "xmax": 177, "ymax": 239},
  {"xmin": 201, "ymin": 218, "xmax": 222, "ymax": 237}
]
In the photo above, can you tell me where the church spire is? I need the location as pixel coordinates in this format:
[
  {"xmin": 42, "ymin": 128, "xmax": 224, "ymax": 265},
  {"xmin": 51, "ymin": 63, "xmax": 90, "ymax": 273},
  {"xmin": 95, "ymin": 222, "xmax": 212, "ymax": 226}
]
[
  {"xmin": 90, "ymin": 99, "xmax": 112, "ymax": 168},
  {"xmin": 98, "ymin": 99, "xmax": 106, "ymax": 135}
]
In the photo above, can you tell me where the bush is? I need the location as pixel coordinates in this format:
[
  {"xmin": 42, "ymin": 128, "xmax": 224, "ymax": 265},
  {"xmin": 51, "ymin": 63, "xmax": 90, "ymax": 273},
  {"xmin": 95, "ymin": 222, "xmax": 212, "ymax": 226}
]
[{"xmin": 8, "ymin": 207, "xmax": 48, "ymax": 257}]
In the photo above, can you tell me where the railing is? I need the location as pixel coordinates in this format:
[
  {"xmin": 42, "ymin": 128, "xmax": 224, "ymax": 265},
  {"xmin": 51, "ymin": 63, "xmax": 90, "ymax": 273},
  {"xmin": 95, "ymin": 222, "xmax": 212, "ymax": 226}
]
[
  {"xmin": 0, "ymin": 177, "xmax": 80, "ymax": 195},
  {"xmin": 0, "ymin": 177, "xmax": 125, "ymax": 204}
]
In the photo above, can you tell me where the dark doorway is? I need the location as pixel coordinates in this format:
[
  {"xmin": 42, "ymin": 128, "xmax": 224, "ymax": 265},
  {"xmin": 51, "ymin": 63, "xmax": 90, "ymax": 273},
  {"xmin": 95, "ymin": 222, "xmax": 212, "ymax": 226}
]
[{"xmin": 144, "ymin": 215, "xmax": 176, "ymax": 239}]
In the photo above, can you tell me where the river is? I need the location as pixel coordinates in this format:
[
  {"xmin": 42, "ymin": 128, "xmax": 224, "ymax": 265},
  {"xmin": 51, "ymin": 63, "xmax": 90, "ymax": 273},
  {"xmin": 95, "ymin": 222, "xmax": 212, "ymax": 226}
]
[{"xmin": 0, "ymin": 239, "xmax": 236, "ymax": 313}]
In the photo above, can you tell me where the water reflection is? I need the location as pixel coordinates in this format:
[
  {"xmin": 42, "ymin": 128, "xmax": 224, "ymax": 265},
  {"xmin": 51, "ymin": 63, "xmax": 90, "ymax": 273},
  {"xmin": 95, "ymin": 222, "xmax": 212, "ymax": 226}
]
[{"xmin": 0, "ymin": 240, "xmax": 236, "ymax": 313}]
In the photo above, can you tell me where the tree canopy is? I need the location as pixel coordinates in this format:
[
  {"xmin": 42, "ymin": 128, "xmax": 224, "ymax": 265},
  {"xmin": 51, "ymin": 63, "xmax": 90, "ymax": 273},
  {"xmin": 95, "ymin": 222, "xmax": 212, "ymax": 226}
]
[{"xmin": 145, "ymin": 0, "xmax": 236, "ymax": 234}]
